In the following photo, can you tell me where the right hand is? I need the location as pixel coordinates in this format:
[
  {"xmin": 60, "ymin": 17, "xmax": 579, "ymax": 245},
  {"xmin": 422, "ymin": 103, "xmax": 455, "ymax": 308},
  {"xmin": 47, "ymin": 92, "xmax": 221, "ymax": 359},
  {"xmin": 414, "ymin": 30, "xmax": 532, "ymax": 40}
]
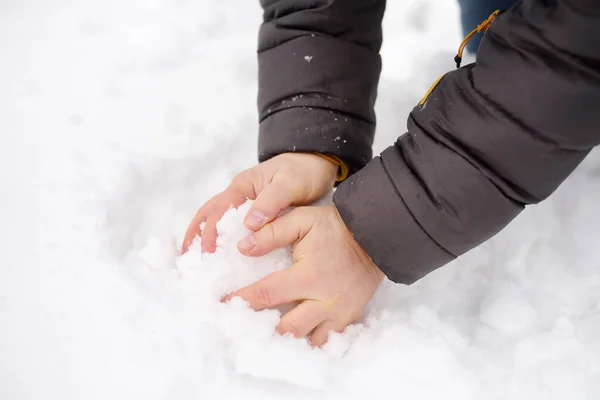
[
  {"xmin": 224, "ymin": 205, "xmax": 384, "ymax": 346},
  {"xmin": 181, "ymin": 152, "xmax": 339, "ymax": 254}
]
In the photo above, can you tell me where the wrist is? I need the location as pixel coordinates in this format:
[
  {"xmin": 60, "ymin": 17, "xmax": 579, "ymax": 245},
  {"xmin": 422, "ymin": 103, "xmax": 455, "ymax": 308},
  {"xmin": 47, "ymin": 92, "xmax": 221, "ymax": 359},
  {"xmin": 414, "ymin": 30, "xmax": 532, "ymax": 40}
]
[
  {"xmin": 331, "ymin": 204, "xmax": 385, "ymax": 282},
  {"xmin": 275, "ymin": 152, "xmax": 339, "ymax": 183}
]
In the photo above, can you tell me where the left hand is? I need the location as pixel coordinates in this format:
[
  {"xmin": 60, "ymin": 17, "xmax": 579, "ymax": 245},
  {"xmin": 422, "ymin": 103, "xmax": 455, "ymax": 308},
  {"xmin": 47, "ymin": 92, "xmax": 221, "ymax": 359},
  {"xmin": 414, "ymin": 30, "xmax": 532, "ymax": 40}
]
[
  {"xmin": 221, "ymin": 205, "xmax": 384, "ymax": 346},
  {"xmin": 181, "ymin": 153, "xmax": 339, "ymax": 254}
]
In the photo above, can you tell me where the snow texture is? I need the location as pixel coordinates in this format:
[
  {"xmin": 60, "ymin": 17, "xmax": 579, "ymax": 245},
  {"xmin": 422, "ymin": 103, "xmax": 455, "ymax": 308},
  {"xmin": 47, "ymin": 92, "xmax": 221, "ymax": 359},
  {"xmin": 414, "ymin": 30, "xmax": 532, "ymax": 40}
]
[{"xmin": 1, "ymin": 0, "xmax": 600, "ymax": 399}]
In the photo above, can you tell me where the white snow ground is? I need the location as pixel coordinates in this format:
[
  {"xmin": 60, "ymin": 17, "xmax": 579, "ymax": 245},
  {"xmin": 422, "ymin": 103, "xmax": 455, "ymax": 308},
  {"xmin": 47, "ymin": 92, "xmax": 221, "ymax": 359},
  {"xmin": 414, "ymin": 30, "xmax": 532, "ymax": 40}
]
[{"xmin": 1, "ymin": 0, "xmax": 600, "ymax": 399}]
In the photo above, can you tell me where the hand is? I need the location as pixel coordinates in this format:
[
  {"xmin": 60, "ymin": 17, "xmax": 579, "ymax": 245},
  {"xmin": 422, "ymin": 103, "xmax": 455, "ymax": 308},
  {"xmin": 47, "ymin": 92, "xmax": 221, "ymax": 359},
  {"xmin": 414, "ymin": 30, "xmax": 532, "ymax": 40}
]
[
  {"xmin": 222, "ymin": 205, "xmax": 384, "ymax": 347},
  {"xmin": 181, "ymin": 153, "xmax": 338, "ymax": 253}
]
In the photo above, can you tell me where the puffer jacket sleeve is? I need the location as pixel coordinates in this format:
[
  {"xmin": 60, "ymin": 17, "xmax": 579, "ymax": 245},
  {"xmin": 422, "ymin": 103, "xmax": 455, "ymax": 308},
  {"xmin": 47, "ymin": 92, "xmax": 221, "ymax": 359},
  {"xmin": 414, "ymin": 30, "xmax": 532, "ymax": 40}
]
[
  {"xmin": 257, "ymin": 0, "xmax": 386, "ymax": 175},
  {"xmin": 334, "ymin": 0, "xmax": 600, "ymax": 284}
]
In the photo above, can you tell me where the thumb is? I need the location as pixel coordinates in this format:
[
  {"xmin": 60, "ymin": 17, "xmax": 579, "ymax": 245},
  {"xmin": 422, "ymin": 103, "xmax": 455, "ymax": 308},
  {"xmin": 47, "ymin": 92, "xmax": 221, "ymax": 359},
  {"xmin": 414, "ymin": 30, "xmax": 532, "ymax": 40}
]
[
  {"xmin": 238, "ymin": 207, "xmax": 315, "ymax": 257},
  {"xmin": 244, "ymin": 179, "xmax": 304, "ymax": 230}
]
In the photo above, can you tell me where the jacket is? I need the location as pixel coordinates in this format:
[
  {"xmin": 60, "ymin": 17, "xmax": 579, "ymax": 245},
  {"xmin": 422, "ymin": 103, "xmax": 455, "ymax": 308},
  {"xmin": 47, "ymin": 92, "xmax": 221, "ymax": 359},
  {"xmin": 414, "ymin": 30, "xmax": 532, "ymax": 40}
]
[{"xmin": 257, "ymin": 0, "xmax": 600, "ymax": 284}]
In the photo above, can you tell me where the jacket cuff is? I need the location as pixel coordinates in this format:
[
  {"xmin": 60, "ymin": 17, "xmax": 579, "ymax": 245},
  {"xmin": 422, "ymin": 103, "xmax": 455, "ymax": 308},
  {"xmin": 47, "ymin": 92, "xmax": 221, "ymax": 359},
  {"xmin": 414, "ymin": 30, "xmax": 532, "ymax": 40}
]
[
  {"xmin": 333, "ymin": 156, "xmax": 455, "ymax": 284},
  {"xmin": 258, "ymin": 107, "xmax": 374, "ymax": 176}
]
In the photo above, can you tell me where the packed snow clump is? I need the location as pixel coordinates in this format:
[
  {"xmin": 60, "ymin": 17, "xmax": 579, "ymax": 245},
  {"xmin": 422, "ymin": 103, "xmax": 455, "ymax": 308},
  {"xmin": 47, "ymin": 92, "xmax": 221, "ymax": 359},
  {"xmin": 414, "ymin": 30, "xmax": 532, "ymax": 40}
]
[
  {"xmin": 2, "ymin": 0, "xmax": 600, "ymax": 398},
  {"xmin": 134, "ymin": 201, "xmax": 486, "ymax": 396}
]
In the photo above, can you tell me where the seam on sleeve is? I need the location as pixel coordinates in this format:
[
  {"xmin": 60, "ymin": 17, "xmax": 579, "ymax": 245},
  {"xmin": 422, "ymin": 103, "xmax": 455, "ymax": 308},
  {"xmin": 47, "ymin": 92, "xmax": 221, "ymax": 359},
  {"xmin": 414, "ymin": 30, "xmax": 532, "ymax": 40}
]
[{"xmin": 379, "ymin": 151, "xmax": 459, "ymax": 258}]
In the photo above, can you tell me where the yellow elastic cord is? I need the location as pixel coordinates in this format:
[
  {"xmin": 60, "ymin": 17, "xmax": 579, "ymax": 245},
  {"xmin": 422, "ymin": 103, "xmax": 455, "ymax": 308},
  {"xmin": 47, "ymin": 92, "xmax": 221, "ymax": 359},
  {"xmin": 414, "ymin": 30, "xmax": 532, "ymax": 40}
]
[
  {"xmin": 314, "ymin": 13, "xmax": 503, "ymax": 181},
  {"xmin": 454, "ymin": 10, "xmax": 500, "ymax": 68},
  {"xmin": 419, "ymin": 9, "xmax": 501, "ymax": 107},
  {"xmin": 315, "ymin": 153, "xmax": 350, "ymax": 182},
  {"xmin": 418, "ymin": 74, "xmax": 446, "ymax": 107}
]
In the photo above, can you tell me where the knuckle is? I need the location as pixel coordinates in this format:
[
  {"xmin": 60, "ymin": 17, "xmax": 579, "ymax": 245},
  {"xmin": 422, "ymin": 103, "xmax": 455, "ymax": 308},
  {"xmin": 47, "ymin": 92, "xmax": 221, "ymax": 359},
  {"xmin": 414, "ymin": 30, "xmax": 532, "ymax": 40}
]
[
  {"xmin": 231, "ymin": 170, "xmax": 258, "ymax": 195},
  {"xmin": 208, "ymin": 203, "xmax": 219, "ymax": 215},
  {"xmin": 253, "ymin": 283, "xmax": 274, "ymax": 307},
  {"xmin": 281, "ymin": 174, "xmax": 305, "ymax": 196},
  {"xmin": 293, "ymin": 207, "xmax": 313, "ymax": 234},
  {"xmin": 193, "ymin": 206, "xmax": 205, "ymax": 219},
  {"xmin": 232, "ymin": 170, "xmax": 250, "ymax": 186},
  {"xmin": 257, "ymin": 222, "xmax": 276, "ymax": 243}
]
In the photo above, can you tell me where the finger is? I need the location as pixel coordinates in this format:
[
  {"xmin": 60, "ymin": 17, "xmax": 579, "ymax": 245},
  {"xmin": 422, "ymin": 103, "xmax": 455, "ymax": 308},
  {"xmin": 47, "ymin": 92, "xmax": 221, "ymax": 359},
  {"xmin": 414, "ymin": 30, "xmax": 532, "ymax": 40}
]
[
  {"xmin": 182, "ymin": 171, "xmax": 259, "ymax": 253},
  {"xmin": 182, "ymin": 222, "xmax": 204, "ymax": 253},
  {"xmin": 244, "ymin": 179, "xmax": 302, "ymax": 230},
  {"xmin": 309, "ymin": 319, "xmax": 346, "ymax": 347},
  {"xmin": 277, "ymin": 300, "xmax": 328, "ymax": 339},
  {"xmin": 200, "ymin": 209, "xmax": 221, "ymax": 253},
  {"xmin": 182, "ymin": 199, "xmax": 215, "ymax": 253},
  {"xmin": 199, "ymin": 189, "xmax": 248, "ymax": 253},
  {"xmin": 221, "ymin": 267, "xmax": 306, "ymax": 311},
  {"xmin": 238, "ymin": 207, "xmax": 315, "ymax": 257}
]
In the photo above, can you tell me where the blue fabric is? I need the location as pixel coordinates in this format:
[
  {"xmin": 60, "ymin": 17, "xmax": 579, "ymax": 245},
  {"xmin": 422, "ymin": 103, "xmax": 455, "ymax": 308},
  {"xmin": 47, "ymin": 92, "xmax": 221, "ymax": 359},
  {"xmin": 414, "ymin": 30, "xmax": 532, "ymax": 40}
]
[{"xmin": 457, "ymin": 0, "xmax": 518, "ymax": 53}]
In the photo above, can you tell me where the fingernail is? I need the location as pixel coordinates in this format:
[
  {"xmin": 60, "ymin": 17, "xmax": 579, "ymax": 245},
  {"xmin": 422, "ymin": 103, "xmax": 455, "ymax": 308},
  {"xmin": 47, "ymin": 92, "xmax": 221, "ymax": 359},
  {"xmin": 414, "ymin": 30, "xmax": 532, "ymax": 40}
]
[
  {"xmin": 246, "ymin": 210, "xmax": 268, "ymax": 228},
  {"xmin": 238, "ymin": 234, "xmax": 257, "ymax": 252}
]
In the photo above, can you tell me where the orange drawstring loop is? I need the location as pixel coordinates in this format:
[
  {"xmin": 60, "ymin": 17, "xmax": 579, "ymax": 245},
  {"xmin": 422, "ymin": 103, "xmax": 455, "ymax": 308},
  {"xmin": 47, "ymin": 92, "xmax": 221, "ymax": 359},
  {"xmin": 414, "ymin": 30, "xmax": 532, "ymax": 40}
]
[
  {"xmin": 454, "ymin": 10, "xmax": 500, "ymax": 68},
  {"xmin": 418, "ymin": 9, "xmax": 502, "ymax": 107}
]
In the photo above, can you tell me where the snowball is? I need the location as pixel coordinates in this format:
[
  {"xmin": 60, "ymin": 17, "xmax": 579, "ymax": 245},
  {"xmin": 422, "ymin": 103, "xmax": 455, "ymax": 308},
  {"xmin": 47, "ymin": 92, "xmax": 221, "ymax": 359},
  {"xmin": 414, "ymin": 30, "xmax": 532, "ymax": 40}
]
[
  {"xmin": 157, "ymin": 201, "xmax": 484, "ymax": 396},
  {"xmin": 176, "ymin": 200, "xmax": 292, "ymax": 299},
  {"xmin": 5, "ymin": 1, "xmax": 600, "ymax": 398},
  {"xmin": 169, "ymin": 201, "xmax": 346, "ymax": 388}
]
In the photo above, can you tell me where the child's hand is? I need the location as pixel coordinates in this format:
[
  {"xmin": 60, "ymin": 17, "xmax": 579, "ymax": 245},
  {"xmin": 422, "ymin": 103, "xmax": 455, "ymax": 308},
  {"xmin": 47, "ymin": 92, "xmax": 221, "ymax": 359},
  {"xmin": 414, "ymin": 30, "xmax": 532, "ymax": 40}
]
[
  {"xmin": 182, "ymin": 153, "xmax": 338, "ymax": 254},
  {"xmin": 223, "ymin": 205, "xmax": 384, "ymax": 346}
]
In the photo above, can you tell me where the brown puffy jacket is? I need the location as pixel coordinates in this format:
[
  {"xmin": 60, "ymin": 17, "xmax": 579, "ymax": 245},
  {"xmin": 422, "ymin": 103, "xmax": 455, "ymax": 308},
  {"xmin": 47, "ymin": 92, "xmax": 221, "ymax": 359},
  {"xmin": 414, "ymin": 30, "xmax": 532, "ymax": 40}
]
[{"xmin": 257, "ymin": 0, "xmax": 600, "ymax": 284}]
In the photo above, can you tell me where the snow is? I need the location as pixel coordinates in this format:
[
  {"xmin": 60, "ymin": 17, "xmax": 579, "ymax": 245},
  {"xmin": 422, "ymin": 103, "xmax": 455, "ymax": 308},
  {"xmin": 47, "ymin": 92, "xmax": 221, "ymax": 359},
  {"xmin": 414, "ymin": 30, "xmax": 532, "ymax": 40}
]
[{"xmin": 1, "ymin": 0, "xmax": 600, "ymax": 399}]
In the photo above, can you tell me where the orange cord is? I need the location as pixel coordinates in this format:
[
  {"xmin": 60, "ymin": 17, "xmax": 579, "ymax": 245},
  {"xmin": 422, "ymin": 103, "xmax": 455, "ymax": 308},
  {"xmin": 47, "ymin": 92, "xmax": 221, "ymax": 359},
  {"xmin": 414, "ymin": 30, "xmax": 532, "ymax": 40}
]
[
  {"xmin": 314, "ymin": 11, "xmax": 503, "ymax": 176},
  {"xmin": 419, "ymin": 9, "xmax": 502, "ymax": 106},
  {"xmin": 315, "ymin": 153, "xmax": 350, "ymax": 182},
  {"xmin": 418, "ymin": 74, "xmax": 446, "ymax": 106},
  {"xmin": 454, "ymin": 10, "xmax": 500, "ymax": 68}
]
